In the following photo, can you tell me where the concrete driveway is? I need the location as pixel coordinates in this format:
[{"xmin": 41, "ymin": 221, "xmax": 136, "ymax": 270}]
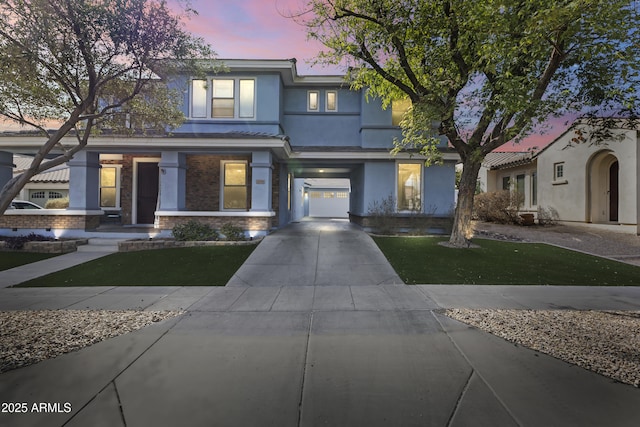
[{"xmin": 227, "ymin": 219, "xmax": 403, "ymax": 286}]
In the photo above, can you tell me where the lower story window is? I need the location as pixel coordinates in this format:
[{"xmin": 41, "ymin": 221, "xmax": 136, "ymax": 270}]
[
  {"xmin": 222, "ymin": 161, "xmax": 248, "ymax": 210},
  {"xmin": 397, "ymin": 163, "xmax": 422, "ymax": 211},
  {"xmin": 100, "ymin": 166, "xmax": 119, "ymax": 208}
]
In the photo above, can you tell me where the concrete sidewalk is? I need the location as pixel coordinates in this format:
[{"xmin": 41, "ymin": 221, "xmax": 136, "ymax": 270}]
[{"xmin": 2, "ymin": 285, "xmax": 640, "ymax": 426}]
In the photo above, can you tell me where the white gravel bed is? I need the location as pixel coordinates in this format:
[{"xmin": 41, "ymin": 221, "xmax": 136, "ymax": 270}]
[
  {"xmin": 446, "ymin": 309, "xmax": 640, "ymax": 387},
  {"xmin": 0, "ymin": 310, "xmax": 183, "ymax": 373}
]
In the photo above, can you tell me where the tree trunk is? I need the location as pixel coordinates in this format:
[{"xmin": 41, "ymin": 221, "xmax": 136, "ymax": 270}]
[
  {"xmin": 449, "ymin": 158, "xmax": 482, "ymax": 247},
  {"xmin": 0, "ymin": 172, "xmax": 38, "ymax": 214}
]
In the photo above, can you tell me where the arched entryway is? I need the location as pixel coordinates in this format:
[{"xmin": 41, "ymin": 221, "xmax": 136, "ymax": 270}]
[{"xmin": 587, "ymin": 151, "xmax": 619, "ymax": 223}]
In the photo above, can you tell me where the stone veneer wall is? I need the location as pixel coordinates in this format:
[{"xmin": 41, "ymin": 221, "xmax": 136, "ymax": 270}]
[
  {"xmin": 0, "ymin": 214, "xmax": 102, "ymax": 231},
  {"xmin": 157, "ymin": 215, "xmax": 273, "ymax": 232},
  {"xmin": 349, "ymin": 213, "xmax": 453, "ymax": 234}
]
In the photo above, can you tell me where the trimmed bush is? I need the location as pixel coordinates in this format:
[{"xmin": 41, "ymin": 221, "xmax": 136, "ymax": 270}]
[
  {"xmin": 45, "ymin": 197, "xmax": 69, "ymax": 209},
  {"xmin": 473, "ymin": 190, "xmax": 522, "ymax": 224},
  {"xmin": 172, "ymin": 220, "xmax": 219, "ymax": 241},
  {"xmin": 220, "ymin": 223, "xmax": 246, "ymax": 241}
]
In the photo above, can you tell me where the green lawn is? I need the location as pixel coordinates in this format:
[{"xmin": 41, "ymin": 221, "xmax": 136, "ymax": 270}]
[
  {"xmin": 373, "ymin": 236, "xmax": 640, "ymax": 285},
  {"xmin": 0, "ymin": 252, "xmax": 59, "ymax": 272},
  {"xmin": 15, "ymin": 245, "xmax": 256, "ymax": 287}
]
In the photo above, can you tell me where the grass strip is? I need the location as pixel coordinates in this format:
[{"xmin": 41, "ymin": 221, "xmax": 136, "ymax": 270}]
[
  {"xmin": 373, "ymin": 236, "xmax": 640, "ymax": 285},
  {"xmin": 15, "ymin": 245, "xmax": 256, "ymax": 287}
]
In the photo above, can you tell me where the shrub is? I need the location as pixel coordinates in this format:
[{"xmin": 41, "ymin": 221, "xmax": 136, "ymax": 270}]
[
  {"xmin": 172, "ymin": 220, "xmax": 219, "ymax": 241},
  {"xmin": 473, "ymin": 190, "xmax": 522, "ymax": 224},
  {"xmin": 220, "ymin": 223, "xmax": 246, "ymax": 241},
  {"xmin": 367, "ymin": 194, "xmax": 397, "ymax": 234},
  {"xmin": 1, "ymin": 233, "xmax": 52, "ymax": 250},
  {"xmin": 45, "ymin": 197, "xmax": 69, "ymax": 209},
  {"xmin": 537, "ymin": 206, "xmax": 560, "ymax": 225}
]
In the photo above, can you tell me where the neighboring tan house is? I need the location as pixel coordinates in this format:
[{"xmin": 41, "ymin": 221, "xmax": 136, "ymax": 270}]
[
  {"xmin": 536, "ymin": 123, "xmax": 639, "ymax": 232},
  {"xmin": 479, "ymin": 151, "xmax": 538, "ymax": 215},
  {"xmin": 0, "ymin": 59, "xmax": 458, "ymax": 238},
  {"xmin": 13, "ymin": 155, "xmax": 69, "ymax": 207},
  {"xmin": 479, "ymin": 121, "xmax": 640, "ymax": 233}
]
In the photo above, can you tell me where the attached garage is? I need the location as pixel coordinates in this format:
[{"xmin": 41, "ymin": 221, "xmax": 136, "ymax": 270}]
[{"xmin": 309, "ymin": 189, "xmax": 349, "ymax": 217}]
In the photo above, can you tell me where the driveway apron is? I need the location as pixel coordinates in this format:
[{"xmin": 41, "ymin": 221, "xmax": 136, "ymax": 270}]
[{"xmin": 226, "ymin": 220, "xmax": 403, "ymax": 286}]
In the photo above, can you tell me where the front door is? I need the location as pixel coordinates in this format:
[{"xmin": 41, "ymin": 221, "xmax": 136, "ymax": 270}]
[
  {"xmin": 609, "ymin": 161, "xmax": 619, "ymax": 222},
  {"xmin": 136, "ymin": 162, "xmax": 159, "ymax": 224}
]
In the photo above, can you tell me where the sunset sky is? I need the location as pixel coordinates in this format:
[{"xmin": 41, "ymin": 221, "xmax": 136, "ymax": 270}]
[
  {"xmin": 174, "ymin": 0, "xmax": 338, "ymax": 75},
  {"xmin": 172, "ymin": 0, "xmax": 569, "ymax": 151}
]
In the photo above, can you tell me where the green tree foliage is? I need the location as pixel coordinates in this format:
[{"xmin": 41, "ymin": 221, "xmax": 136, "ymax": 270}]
[
  {"xmin": 300, "ymin": 0, "xmax": 639, "ymax": 246},
  {"xmin": 0, "ymin": 0, "xmax": 214, "ymax": 213}
]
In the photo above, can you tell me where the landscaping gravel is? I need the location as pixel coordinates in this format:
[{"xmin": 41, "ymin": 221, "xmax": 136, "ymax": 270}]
[
  {"xmin": 0, "ymin": 310, "xmax": 183, "ymax": 373},
  {"xmin": 446, "ymin": 308, "xmax": 640, "ymax": 387}
]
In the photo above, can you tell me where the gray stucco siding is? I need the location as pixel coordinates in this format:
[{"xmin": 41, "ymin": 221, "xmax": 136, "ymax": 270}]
[
  {"xmin": 283, "ymin": 115, "xmax": 361, "ymax": 147},
  {"xmin": 423, "ymin": 161, "xmax": 456, "ymax": 216}
]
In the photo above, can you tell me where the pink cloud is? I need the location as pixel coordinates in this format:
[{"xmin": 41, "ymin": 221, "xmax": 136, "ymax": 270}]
[
  {"xmin": 499, "ymin": 115, "xmax": 576, "ymax": 152},
  {"xmin": 170, "ymin": 0, "xmax": 340, "ymax": 75}
]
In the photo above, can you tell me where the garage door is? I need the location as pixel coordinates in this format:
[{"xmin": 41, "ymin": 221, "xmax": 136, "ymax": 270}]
[
  {"xmin": 29, "ymin": 190, "xmax": 69, "ymax": 207},
  {"xmin": 308, "ymin": 190, "xmax": 349, "ymax": 218}
]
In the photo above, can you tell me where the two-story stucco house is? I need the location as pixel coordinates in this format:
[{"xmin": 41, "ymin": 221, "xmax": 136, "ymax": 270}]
[{"xmin": 0, "ymin": 59, "xmax": 457, "ymax": 238}]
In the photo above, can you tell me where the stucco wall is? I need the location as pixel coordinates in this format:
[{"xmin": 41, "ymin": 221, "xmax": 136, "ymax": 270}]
[
  {"xmin": 424, "ymin": 161, "xmax": 457, "ymax": 216},
  {"xmin": 483, "ymin": 162, "xmax": 538, "ymax": 212},
  {"xmin": 537, "ymin": 128, "xmax": 637, "ymax": 224}
]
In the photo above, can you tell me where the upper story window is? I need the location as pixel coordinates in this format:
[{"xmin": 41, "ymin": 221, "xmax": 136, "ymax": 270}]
[
  {"xmin": 190, "ymin": 78, "xmax": 255, "ymax": 120},
  {"xmin": 392, "ymin": 99, "xmax": 411, "ymax": 126},
  {"xmin": 326, "ymin": 91, "xmax": 337, "ymax": 111},
  {"xmin": 307, "ymin": 90, "xmax": 338, "ymax": 112},
  {"xmin": 308, "ymin": 91, "xmax": 319, "ymax": 112}
]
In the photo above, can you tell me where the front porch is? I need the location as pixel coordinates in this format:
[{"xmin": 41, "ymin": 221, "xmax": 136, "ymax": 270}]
[{"xmin": 1, "ymin": 138, "xmax": 288, "ymax": 239}]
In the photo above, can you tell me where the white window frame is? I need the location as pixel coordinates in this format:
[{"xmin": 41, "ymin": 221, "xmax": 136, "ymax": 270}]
[
  {"xmin": 99, "ymin": 165, "xmax": 122, "ymax": 209},
  {"xmin": 325, "ymin": 90, "xmax": 338, "ymax": 112},
  {"xmin": 307, "ymin": 90, "xmax": 320, "ymax": 112},
  {"xmin": 189, "ymin": 77, "xmax": 256, "ymax": 120},
  {"xmin": 396, "ymin": 162, "xmax": 423, "ymax": 212},
  {"xmin": 531, "ymin": 171, "xmax": 538, "ymax": 206},
  {"xmin": 220, "ymin": 160, "xmax": 249, "ymax": 211},
  {"xmin": 554, "ymin": 162, "xmax": 564, "ymax": 180}
]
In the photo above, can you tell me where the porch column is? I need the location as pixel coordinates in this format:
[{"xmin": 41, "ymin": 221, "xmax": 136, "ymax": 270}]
[
  {"xmin": 158, "ymin": 152, "xmax": 186, "ymax": 211},
  {"xmin": 0, "ymin": 151, "xmax": 12, "ymax": 191},
  {"xmin": 250, "ymin": 151, "xmax": 273, "ymax": 212},
  {"xmin": 67, "ymin": 151, "xmax": 100, "ymax": 210}
]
